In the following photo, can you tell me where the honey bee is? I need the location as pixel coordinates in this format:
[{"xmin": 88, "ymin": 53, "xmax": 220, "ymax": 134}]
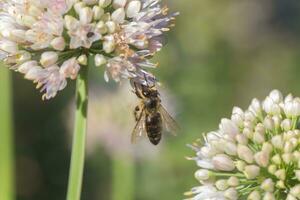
[{"xmin": 131, "ymin": 83, "xmax": 179, "ymax": 145}]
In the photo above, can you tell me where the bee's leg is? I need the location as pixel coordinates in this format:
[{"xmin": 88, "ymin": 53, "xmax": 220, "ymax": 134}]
[
  {"xmin": 134, "ymin": 105, "xmax": 141, "ymax": 121},
  {"xmin": 133, "ymin": 82, "xmax": 144, "ymax": 99}
]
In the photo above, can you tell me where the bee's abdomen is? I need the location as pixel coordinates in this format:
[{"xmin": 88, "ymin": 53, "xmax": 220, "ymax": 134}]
[{"xmin": 146, "ymin": 113, "xmax": 162, "ymax": 145}]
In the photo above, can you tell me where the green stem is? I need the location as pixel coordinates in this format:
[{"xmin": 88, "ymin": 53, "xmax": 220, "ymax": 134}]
[
  {"xmin": 213, "ymin": 172, "xmax": 245, "ymax": 178},
  {"xmin": 112, "ymin": 155, "xmax": 135, "ymax": 200},
  {"xmin": 0, "ymin": 66, "xmax": 14, "ymax": 200},
  {"xmin": 66, "ymin": 56, "xmax": 90, "ymax": 200}
]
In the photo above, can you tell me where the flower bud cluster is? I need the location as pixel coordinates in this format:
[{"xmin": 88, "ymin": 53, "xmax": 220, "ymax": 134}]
[
  {"xmin": 186, "ymin": 90, "xmax": 300, "ymax": 200},
  {"xmin": 0, "ymin": 0, "xmax": 178, "ymax": 99}
]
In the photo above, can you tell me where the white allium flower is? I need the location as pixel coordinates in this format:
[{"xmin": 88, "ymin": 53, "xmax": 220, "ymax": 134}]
[
  {"xmin": 186, "ymin": 90, "xmax": 300, "ymax": 200},
  {"xmin": 0, "ymin": 0, "xmax": 178, "ymax": 100}
]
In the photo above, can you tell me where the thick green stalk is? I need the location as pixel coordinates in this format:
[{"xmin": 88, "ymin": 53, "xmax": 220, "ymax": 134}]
[
  {"xmin": 0, "ymin": 66, "xmax": 14, "ymax": 200},
  {"xmin": 66, "ymin": 56, "xmax": 90, "ymax": 200},
  {"xmin": 112, "ymin": 155, "xmax": 135, "ymax": 200}
]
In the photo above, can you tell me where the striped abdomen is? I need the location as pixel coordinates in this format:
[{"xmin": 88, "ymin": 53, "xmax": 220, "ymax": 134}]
[{"xmin": 145, "ymin": 113, "xmax": 162, "ymax": 145}]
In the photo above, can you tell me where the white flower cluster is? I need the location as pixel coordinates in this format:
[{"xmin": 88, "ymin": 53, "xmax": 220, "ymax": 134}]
[
  {"xmin": 0, "ymin": 0, "xmax": 177, "ymax": 99},
  {"xmin": 186, "ymin": 90, "xmax": 300, "ymax": 200}
]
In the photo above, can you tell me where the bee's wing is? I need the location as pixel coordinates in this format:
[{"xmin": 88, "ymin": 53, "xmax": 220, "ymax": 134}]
[
  {"xmin": 159, "ymin": 105, "xmax": 179, "ymax": 136},
  {"xmin": 131, "ymin": 107, "xmax": 147, "ymax": 144}
]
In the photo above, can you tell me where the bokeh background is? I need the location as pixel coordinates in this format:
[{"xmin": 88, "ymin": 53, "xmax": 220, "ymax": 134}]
[{"xmin": 1, "ymin": 0, "xmax": 300, "ymax": 199}]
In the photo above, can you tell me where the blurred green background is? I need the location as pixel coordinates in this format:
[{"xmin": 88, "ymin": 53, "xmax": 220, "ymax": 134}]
[{"xmin": 2, "ymin": 0, "xmax": 300, "ymax": 199}]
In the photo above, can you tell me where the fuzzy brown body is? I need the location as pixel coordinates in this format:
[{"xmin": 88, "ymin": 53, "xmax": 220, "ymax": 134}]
[{"xmin": 144, "ymin": 98, "xmax": 163, "ymax": 145}]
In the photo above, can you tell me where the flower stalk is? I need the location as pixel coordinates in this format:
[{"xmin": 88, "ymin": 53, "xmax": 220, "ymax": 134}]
[
  {"xmin": 66, "ymin": 55, "xmax": 90, "ymax": 200},
  {"xmin": 0, "ymin": 66, "xmax": 14, "ymax": 200}
]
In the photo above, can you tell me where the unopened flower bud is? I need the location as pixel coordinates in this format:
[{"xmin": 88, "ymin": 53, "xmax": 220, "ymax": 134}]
[
  {"xmin": 273, "ymin": 116, "xmax": 282, "ymax": 130},
  {"xmin": 244, "ymin": 165, "xmax": 260, "ymax": 179},
  {"xmin": 286, "ymin": 194, "xmax": 297, "ymax": 200},
  {"xmin": 99, "ymin": 0, "xmax": 112, "ymax": 7},
  {"xmin": 269, "ymin": 90, "xmax": 283, "ymax": 103},
  {"xmin": 227, "ymin": 176, "xmax": 239, "ymax": 187},
  {"xmin": 194, "ymin": 169, "xmax": 210, "ymax": 181},
  {"xmin": 9, "ymin": 29, "xmax": 26, "ymax": 43},
  {"xmin": 262, "ymin": 142, "xmax": 273, "ymax": 155},
  {"xmin": 261, "ymin": 178, "xmax": 274, "ymax": 192},
  {"xmin": 290, "ymin": 185, "xmax": 300, "ymax": 198},
  {"xmin": 92, "ymin": 7, "xmax": 103, "ymax": 20},
  {"xmin": 219, "ymin": 118, "xmax": 240, "ymax": 139},
  {"xmin": 215, "ymin": 179, "xmax": 228, "ymax": 191},
  {"xmin": 244, "ymin": 120, "xmax": 254, "ymax": 130},
  {"xmin": 271, "ymin": 154, "xmax": 282, "ymax": 165},
  {"xmin": 237, "ymin": 145, "xmax": 254, "ymax": 163},
  {"xmin": 0, "ymin": 40, "xmax": 18, "ymax": 53},
  {"xmin": 249, "ymin": 98, "xmax": 262, "ymax": 116},
  {"xmin": 96, "ymin": 21, "xmax": 108, "ymax": 34},
  {"xmin": 224, "ymin": 188, "xmax": 238, "ymax": 200},
  {"xmin": 281, "ymin": 119, "xmax": 292, "ymax": 131},
  {"xmin": 263, "ymin": 192, "xmax": 275, "ymax": 200},
  {"xmin": 40, "ymin": 52, "xmax": 58, "ymax": 67},
  {"xmin": 282, "ymin": 153, "xmax": 293, "ymax": 164},
  {"xmin": 106, "ymin": 21, "xmax": 118, "ymax": 33},
  {"xmin": 74, "ymin": 2, "xmax": 86, "ymax": 14},
  {"xmin": 271, "ymin": 135, "xmax": 284, "ymax": 149},
  {"xmin": 284, "ymin": 142, "xmax": 295, "ymax": 153},
  {"xmin": 77, "ymin": 54, "xmax": 88, "ymax": 65},
  {"xmin": 294, "ymin": 151, "xmax": 300, "ymax": 162},
  {"xmin": 212, "ymin": 154, "xmax": 235, "ymax": 171},
  {"xmin": 284, "ymin": 99, "xmax": 300, "ymax": 117},
  {"xmin": 126, "ymin": 1, "xmax": 141, "ymax": 18},
  {"xmin": 264, "ymin": 116, "xmax": 274, "ymax": 131},
  {"xmin": 79, "ymin": 7, "xmax": 93, "ymax": 24},
  {"xmin": 223, "ymin": 141, "xmax": 237, "ymax": 156},
  {"xmin": 268, "ymin": 164, "xmax": 277, "ymax": 175},
  {"xmin": 243, "ymin": 128, "xmax": 253, "ymax": 139},
  {"xmin": 247, "ymin": 190, "xmax": 261, "ymax": 200},
  {"xmin": 103, "ymin": 35, "xmax": 116, "ymax": 53},
  {"xmin": 64, "ymin": 15, "xmax": 78, "ymax": 30},
  {"xmin": 254, "ymin": 151, "xmax": 269, "ymax": 167},
  {"xmin": 113, "ymin": 0, "xmax": 127, "ymax": 8},
  {"xmin": 236, "ymin": 160, "xmax": 246, "ymax": 172},
  {"xmin": 245, "ymin": 111, "xmax": 256, "ymax": 122},
  {"xmin": 51, "ymin": 37, "xmax": 66, "ymax": 51},
  {"xmin": 111, "ymin": 8, "xmax": 126, "ymax": 23},
  {"xmin": 231, "ymin": 113, "xmax": 244, "ymax": 127},
  {"xmin": 95, "ymin": 54, "xmax": 107, "ymax": 67},
  {"xmin": 276, "ymin": 180, "xmax": 286, "ymax": 189},
  {"xmin": 236, "ymin": 134, "xmax": 248, "ymax": 145},
  {"xmin": 253, "ymin": 131, "xmax": 265, "ymax": 144},
  {"xmin": 275, "ymin": 169, "xmax": 286, "ymax": 180}
]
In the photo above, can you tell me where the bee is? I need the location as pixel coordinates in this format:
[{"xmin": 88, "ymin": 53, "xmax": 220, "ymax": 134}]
[{"xmin": 131, "ymin": 83, "xmax": 179, "ymax": 145}]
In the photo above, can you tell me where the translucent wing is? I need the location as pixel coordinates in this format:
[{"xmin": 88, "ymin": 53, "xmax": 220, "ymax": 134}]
[
  {"xmin": 131, "ymin": 107, "xmax": 147, "ymax": 144},
  {"xmin": 159, "ymin": 105, "xmax": 179, "ymax": 135}
]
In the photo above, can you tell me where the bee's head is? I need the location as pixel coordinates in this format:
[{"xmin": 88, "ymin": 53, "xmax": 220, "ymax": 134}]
[{"xmin": 141, "ymin": 85, "xmax": 159, "ymax": 98}]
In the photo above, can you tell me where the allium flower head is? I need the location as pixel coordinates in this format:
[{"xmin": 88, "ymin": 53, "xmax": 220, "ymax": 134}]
[
  {"xmin": 186, "ymin": 90, "xmax": 300, "ymax": 200},
  {"xmin": 0, "ymin": 0, "xmax": 178, "ymax": 99}
]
